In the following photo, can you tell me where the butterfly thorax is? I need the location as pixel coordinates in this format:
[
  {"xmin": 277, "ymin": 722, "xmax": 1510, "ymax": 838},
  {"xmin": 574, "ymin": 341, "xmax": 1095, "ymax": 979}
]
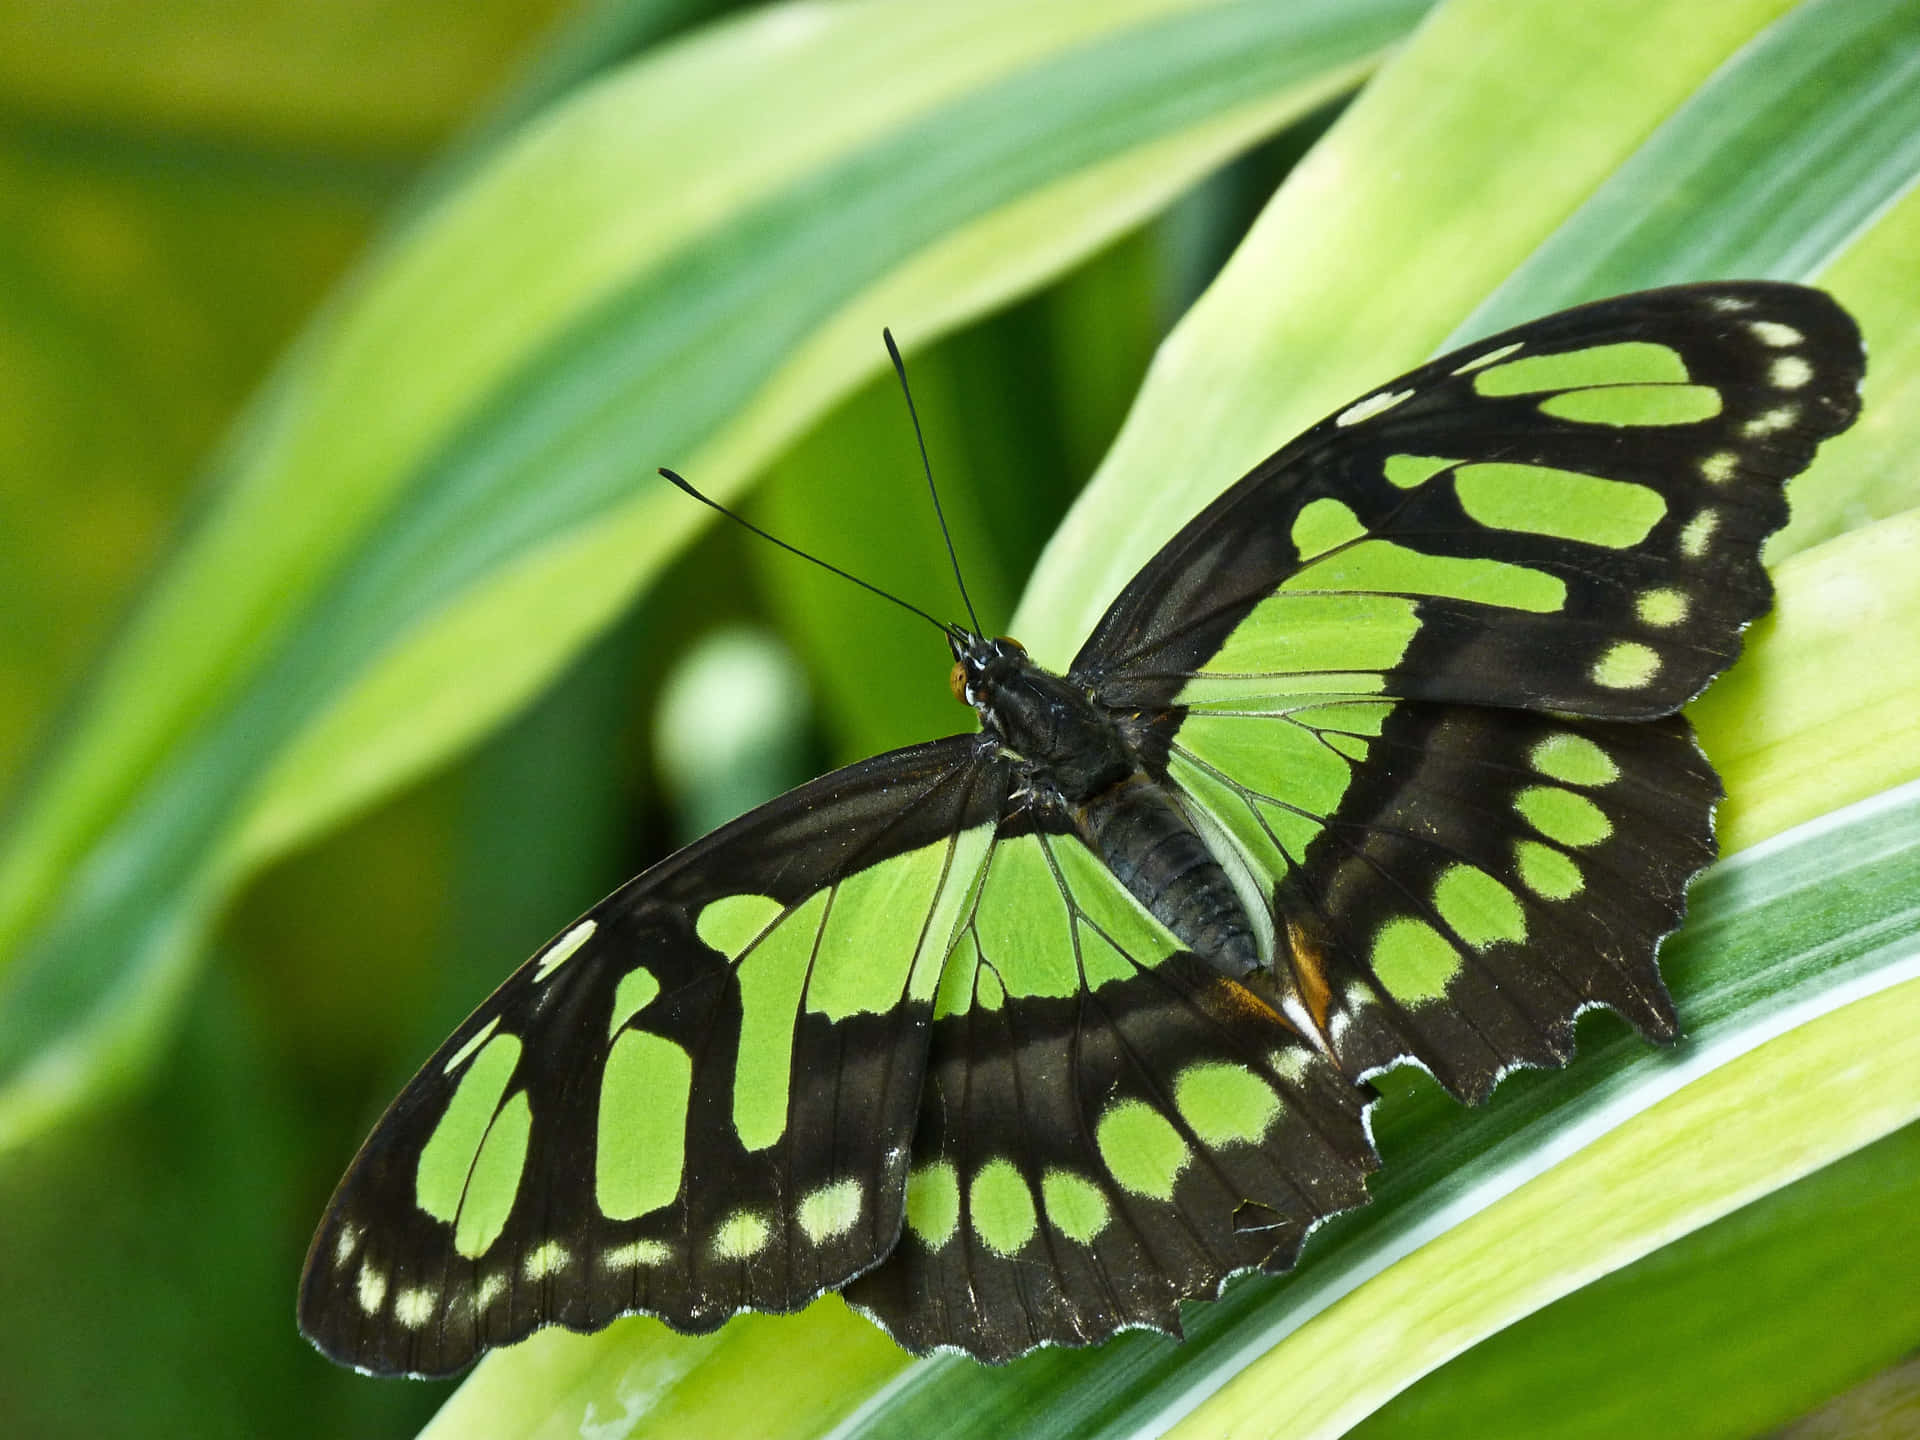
[{"xmin": 951, "ymin": 632, "xmax": 1262, "ymax": 980}]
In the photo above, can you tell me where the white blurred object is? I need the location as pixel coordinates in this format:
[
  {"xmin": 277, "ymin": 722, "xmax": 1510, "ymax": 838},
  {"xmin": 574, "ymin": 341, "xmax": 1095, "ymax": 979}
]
[{"xmin": 654, "ymin": 625, "xmax": 813, "ymax": 840}]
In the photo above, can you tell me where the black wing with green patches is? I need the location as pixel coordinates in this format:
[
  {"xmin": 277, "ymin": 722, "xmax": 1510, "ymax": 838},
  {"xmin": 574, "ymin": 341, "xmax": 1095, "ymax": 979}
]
[
  {"xmin": 1078, "ymin": 282, "xmax": 1861, "ymax": 1101},
  {"xmin": 299, "ymin": 736, "xmax": 1006, "ymax": 1377},
  {"xmin": 1171, "ymin": 702, "xmax": 1718, "ymax": 1100},
  {"xmin": 845, "ymin": 823, "xmax": 1376, "ymax": 1360},
  {"xmin": 1079, "ymin": 283, "xmax": 1861, "ymax": 720}
]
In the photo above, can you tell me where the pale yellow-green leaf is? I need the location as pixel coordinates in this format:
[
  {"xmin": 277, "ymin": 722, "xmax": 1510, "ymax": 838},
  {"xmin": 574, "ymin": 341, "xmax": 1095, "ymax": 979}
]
[
  {"xmin": 1700, "ymin": 508, "xmax": 1920, "ymax": 855},
  {"xmin": 1774, "ymin": 182, "xmax": 1920, "ymax": 558}
]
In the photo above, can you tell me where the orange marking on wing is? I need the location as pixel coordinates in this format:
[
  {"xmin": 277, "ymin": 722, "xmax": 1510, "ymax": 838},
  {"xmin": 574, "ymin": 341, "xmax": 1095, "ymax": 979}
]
[{"xmin": 1284, "ymin": 915, "xmax": 1339, "ymax": 1054}]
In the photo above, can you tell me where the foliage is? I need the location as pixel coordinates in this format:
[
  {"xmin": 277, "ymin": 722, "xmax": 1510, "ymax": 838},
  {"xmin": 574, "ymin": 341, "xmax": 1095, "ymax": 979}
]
[{"xmin": 0, "ymin": 1, "xmax": 1915, "ymax": 1436}]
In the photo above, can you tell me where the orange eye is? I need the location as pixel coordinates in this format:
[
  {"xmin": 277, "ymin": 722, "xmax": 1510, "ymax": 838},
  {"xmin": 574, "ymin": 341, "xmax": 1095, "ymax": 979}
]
[{"xmin": 949, "ymin": 661, "xmax": 968, "ymax": 704}]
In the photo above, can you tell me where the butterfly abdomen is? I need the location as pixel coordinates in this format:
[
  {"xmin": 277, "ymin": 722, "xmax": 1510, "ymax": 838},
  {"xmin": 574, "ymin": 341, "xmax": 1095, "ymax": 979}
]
[{"xmin": 1077, "ymin": 774, "xmax": 1260, "ymax": 981}]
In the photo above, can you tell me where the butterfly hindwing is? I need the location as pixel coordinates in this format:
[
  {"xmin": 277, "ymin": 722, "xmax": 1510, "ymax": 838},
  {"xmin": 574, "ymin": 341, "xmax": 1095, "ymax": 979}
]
[
  {"xmin": 299, "ymin": 736, "xmax": 1007, "ymax": 1377},
  {"xmin": 1167, "ymin": 701, "xmax": 1719, "ymax": 1099},
  {"xmin": 845, "ymin": 821, "xmax": 1377, "ymax": 1359},
  {"xmin": 1080, "ymin": 282, "xmax": 1862, "ymax": 719}
]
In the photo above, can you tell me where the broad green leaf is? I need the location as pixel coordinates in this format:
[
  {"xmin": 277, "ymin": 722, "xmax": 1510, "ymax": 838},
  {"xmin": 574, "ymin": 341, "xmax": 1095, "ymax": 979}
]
[{"xmin": 0, "ymin": 0, "xmax": 1420, "ymax": 1148}]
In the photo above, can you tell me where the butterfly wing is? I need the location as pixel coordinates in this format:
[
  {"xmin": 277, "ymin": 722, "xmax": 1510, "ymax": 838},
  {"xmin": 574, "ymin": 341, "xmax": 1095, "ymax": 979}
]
[
  {"xmin": 845, "ymin": 817, "xmax": 1376, "ymax": 1359},
  {"xmin": 1074, "ymin": 282, "xmax": 1862, "ymax": 1099},
  {"xmin": 299, "ymin": 735, "xmax": 1007, "ymax": 1377}
]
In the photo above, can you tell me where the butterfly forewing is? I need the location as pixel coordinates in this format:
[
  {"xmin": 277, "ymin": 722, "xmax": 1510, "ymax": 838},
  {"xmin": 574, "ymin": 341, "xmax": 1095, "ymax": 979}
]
[
  {"xmin": 846, "ymin": 821, "xmax": 1376, "ymax": 1359},
  {"xmin": 1080, "ymin": 283, "xmax": 1861, "ymax": 719},
  {"xmin": 299, "ymin": 736, "xmax": 1006, "ymax": 1377}
]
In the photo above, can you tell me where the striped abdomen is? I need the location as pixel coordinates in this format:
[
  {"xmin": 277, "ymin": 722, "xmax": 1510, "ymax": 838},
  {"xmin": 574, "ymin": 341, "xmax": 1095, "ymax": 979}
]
[{"xmin": 1076, "ymin": 775, "xmax": 1259, "ymax": 979}]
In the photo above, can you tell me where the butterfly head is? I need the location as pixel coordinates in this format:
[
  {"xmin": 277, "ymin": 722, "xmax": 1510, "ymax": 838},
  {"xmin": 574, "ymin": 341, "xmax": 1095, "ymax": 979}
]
[{"xmin": 948, "ymin": 632, "xmax": 1029, "ymax": 721}]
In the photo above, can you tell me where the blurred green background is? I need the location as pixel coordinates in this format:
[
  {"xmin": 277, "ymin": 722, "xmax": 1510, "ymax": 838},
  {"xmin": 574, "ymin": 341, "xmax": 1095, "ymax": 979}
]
[{"xmin": 1, "ymin": 2, "xmax": 1916, "ymax": 1437}]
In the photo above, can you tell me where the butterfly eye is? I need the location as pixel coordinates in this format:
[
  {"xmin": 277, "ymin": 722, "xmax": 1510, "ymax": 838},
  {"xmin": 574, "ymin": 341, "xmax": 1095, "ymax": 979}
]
[
  {"xmin": 995, "ymin": 636, "xmax": 1027, "ymax": 656},
  {"xmin": 949, "ymin": 661, "xmax": 968, "ymax": 704}
]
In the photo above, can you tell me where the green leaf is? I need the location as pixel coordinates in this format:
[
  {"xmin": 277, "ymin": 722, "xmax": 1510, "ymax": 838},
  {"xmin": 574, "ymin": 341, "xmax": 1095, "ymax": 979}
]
[{"xmin": 0, "ymin": 0, "xmax": 1416, "ymax": 1148}]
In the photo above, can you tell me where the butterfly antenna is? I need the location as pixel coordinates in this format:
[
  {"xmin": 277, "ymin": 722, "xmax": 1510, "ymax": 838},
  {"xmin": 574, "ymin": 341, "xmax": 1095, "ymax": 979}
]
[
  {"xmin": 658, "ymin": 467, "xmax": 961, "ymax": 641},
  {"xmin": 884, "ymin": 328, "xmax": 983, "ymax": 637}
]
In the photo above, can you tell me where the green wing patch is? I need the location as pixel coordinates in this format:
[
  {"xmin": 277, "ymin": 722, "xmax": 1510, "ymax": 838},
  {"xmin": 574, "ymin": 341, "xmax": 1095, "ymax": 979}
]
[
  {"xmin": 299, "ymin": 737, "xmax": 1003, "ymax": 1377},
  {"xmin": 846, "ymin": 826, "xmax": 1377, "ymax": 1360}
]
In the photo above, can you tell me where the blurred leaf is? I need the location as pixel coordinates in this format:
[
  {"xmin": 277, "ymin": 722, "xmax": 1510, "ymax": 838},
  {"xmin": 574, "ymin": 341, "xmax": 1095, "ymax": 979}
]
[
  {"xmin": 0, "ymin": 968, "xmax": 437, "ymax": 1440},
  {"xmin": 653, "ymin": 626, "xmax": 812, "ymax": 840},
  {"xmin": 0, "ymin": 0, "xmax": 590, "ymax": 779},
  {"xmin": 0, "ymin": 0, "xmax": 576, "ymax": 154},
  {"xmin": 0, "ymin": 0, "xmax": 1420, "ymax": 1147}
]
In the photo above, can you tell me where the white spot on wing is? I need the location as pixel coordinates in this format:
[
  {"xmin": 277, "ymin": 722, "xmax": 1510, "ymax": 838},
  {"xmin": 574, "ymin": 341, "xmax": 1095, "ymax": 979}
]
[
  {"xmin": 1451, "ymin": 341, "xmax": 1524, "ymax": 375},
  {"xmin": 1335, "ymin": 387, "xmax": 1414, "ymax": 428},
  {"xmin": 393, "ymin": 1287, "xmax": 436, "ymax": 1329},
  {"xmin": 1770, "ymin": 355, "xmax": 1812, "ymax": 390},
  {"xmin": 1744, "ymin": 406, "xmax": 1798, "ymax": 437},
  {"xmin": 356, "ymin": 1263, "xmax": 387, "ymax": 1315},
  {"xmin": 713, "ymin": 1210, "xmax": 772, "ymax": 1260},
  {"xmin": 523, "ymin": 1241, "xmax": 571, "ymax": 1280},
  {"xmin": 603, "ymin": 1239, "xmax": 671, "ymax": 1270},
  {"xmin": 798, "ymin": 1179, "xmax": 865, "ymax": 1244},
  {"xmin": 1699, "ymin": 451, "xmax": 1737, "ymax": 484},
  {"xmin": 1750, "ymin": 320, "xmax": 1802, "ymax": 347},
  {"xmin": 1267, "ymin": 1048, "xmax": 1314, "ymax": 1084},
  {"xmin": 1681, "ymin": 509, "xmax": 1721, "ymax": 558},
  {"xmin": 473, "ymin": 1273, "xmax": 507, "ymax": 1311},
  {"xmin": 1711, "ymin": 295, "xmax": 1755, "ymax": 313},
  {"xmin": 332, "ymin": 1223, "xmax": 362, "ymax": 1270},
  {"xmin": 534, "ymin": 919, "xmax": 597, "ymax": 983}
]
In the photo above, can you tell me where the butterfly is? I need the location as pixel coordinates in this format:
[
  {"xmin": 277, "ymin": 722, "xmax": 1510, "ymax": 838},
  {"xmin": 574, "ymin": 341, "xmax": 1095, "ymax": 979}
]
[{"xmin": 300, "ymin": 282, "xmax": 1862, "ymax": 1377}]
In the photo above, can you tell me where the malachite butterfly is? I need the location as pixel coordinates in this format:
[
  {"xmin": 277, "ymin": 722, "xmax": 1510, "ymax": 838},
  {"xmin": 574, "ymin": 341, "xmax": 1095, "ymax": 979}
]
[{"xmin": 300, "ymin": 282, "xmax": 1862, "ymax": 1376}]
